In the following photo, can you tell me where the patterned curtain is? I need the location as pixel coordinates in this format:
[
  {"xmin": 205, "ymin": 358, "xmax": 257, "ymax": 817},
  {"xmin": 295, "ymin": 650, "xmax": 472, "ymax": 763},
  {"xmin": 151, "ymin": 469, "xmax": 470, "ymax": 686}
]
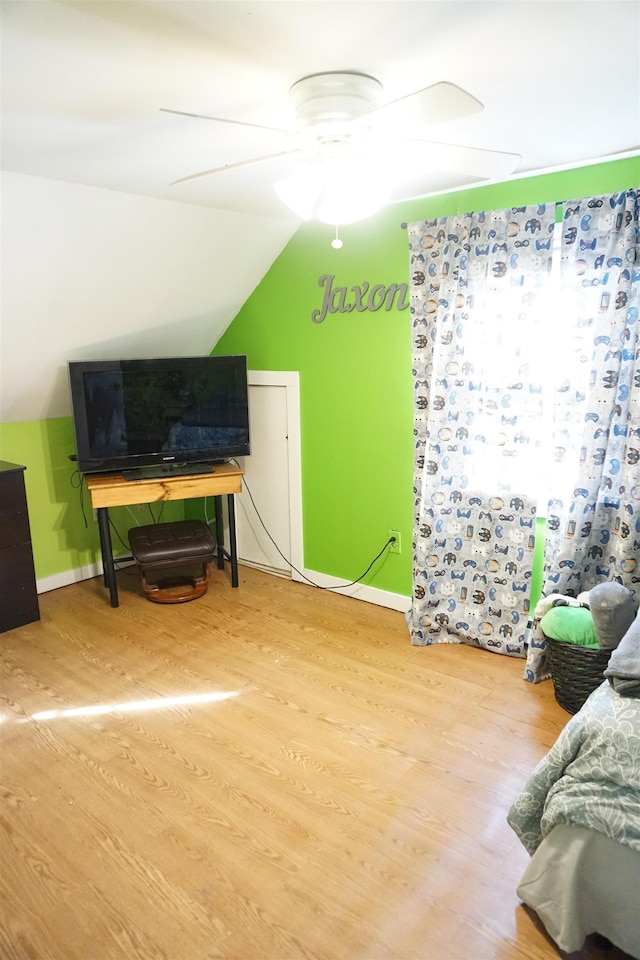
[
  {"xmin": 525, "ymin": 187, "xmax": 640, "ymax": 681},
  {"xmin": 406, "ymin": 204, "xmax": 556, "ymax": 656}
]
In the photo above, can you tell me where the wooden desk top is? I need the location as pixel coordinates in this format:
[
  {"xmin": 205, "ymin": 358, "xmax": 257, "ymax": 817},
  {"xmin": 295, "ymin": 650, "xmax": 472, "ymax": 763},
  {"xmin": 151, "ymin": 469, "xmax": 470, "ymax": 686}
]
[{"xmin": 85, "ymin": 462, "xmax": 243, "ymax": 509}]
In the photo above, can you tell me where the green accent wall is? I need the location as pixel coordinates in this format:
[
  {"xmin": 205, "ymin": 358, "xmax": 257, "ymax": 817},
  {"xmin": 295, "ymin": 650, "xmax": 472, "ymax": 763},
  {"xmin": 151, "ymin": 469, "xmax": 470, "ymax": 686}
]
[
  {"xmin": 214, "ymin": 156, "xmax": 640, "ymax": 601},
  {"xmin": 0, "ymin": 418, "xmax": 184, "ymax": 581},
  {"xmin": 1, "ymin": 155, "xmax": 637, "ymax": 596},
  {"xmin": 0, "ymin": 418, "xmax": 100, "ymax": 579},
  {"xmin": 215, "ymin": 223, "xmax": 416, "ymax": 595}
]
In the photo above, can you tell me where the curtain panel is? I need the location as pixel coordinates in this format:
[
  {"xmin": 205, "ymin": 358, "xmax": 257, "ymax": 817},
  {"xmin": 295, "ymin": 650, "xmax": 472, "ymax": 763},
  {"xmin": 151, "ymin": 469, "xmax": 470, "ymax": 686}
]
[
  {"xmin": 406, "ymin": 204, "xmax": 555, "ymax": 656},
  {"xmin": 543, "ymin": 189, "xmax": 639, "ymax": 594},
  {"xmin": 525, "ymin": 188, "xmax": 640, "ymax": 682}
]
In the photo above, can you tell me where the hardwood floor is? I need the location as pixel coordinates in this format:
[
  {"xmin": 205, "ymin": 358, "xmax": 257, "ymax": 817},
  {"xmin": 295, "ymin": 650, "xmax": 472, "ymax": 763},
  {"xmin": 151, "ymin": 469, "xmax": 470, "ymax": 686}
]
[{"xmin": 0, "ymin": 565, "xmax": 631, "ymax": 960}]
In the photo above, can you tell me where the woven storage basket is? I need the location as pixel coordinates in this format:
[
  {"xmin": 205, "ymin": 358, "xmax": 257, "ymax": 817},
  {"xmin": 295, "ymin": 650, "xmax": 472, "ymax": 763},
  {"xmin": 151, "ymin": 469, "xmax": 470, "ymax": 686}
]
[{"xmin": 543, "ymin": 633, "xmax": 611, "ymax": 714}]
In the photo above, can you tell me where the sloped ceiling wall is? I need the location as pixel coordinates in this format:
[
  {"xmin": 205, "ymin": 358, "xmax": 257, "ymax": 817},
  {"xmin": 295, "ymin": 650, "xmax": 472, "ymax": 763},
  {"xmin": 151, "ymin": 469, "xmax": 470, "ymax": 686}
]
[{"xmin": 0, "ymin": 172, "xmax": 296, "ymax": 422}]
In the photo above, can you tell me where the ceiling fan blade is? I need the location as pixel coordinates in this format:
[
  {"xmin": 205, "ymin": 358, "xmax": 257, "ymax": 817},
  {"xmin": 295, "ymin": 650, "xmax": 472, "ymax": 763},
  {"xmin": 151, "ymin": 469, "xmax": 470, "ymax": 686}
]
[
  {"xmin": 170, "ymin": 149, "xmax": 302, "ymax": 186},
  {"xmin": 400, "ymin": 138, "xmax": 521, "ymax": 179},
  {"xmin": 368, "ymin": 81, "xmax": 484, "ymax": 131},
  {"xmin": 160, "ymin": 107, "xmax": 293, "ymax": 136}
]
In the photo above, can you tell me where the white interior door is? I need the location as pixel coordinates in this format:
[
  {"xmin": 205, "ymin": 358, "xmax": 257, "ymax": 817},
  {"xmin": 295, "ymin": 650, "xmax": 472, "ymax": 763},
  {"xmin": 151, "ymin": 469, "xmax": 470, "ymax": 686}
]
[{"xmin": 235, "ymin": 372, "xmax": 303, "ymax": 579}]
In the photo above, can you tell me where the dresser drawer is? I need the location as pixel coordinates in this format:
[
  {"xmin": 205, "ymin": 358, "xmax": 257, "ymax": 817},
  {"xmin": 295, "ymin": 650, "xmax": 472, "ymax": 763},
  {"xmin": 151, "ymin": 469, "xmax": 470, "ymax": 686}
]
[
  {"xmin": 0, "ymin": 469, "xmax": 31, "ymax": 550},
  {"xmin": 0, "ymin": 542, "xmax": 40, "ymax": 630}
]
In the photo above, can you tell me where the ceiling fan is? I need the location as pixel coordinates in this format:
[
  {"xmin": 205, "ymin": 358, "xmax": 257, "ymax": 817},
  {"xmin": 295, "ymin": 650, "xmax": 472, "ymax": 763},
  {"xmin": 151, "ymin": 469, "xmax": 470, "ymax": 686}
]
[{"xmin": 161, "ymin": 72, "xmax": 521, "ymax": 224}]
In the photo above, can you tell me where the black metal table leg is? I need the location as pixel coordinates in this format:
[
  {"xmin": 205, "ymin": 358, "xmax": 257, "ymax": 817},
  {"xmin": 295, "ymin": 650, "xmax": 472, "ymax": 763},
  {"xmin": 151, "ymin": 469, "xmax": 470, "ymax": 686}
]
[
  {"xmin": 214, "ymin": 495, "xmax": 225, "ymax": 570},
  {"xmin": 227, "ymin": 493, "xmax": 239, "ymax": 588},
  {"xmin": 97, "ymin": 506, "xmax": 119, "ymax": 608}
]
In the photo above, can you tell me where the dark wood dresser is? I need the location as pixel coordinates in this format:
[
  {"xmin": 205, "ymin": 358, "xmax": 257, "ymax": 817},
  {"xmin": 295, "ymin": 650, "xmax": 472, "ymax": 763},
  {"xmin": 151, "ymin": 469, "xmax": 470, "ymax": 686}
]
[{"xmin": 0, "ymin": 461, "xmax": 40, "ymax": 632}]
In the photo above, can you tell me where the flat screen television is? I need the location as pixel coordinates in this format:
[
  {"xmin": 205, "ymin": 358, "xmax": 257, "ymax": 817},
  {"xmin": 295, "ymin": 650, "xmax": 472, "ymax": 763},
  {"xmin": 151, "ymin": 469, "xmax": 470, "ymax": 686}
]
[{"xmin": 68, "ymin": 355, "xmax": 250, "ymax": 479}]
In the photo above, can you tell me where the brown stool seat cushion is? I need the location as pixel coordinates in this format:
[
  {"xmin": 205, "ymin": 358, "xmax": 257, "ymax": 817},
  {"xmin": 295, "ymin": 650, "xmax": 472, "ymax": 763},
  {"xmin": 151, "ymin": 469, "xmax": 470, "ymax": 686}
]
[{"xmin": 128, "ymin": 520, "xmax": 217, "ymax": 603}]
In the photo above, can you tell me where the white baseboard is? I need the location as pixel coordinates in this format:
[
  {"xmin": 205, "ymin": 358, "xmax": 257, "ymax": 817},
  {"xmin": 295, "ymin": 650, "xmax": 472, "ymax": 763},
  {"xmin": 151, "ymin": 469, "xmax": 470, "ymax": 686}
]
[
  {"xmin": 38, "ymin": 560, "xmax": 410, "ymax": 614},
  {"xmin": 38, "ymin": 563, "xmax": 411, "ymax": 614},
  {"xmin": 37, "ymin": 562, "xmax": 101, "ymax": 594},
  {"xmin": 36, "ymin": 558, "xmax": 135, "ymax": 595},
  {"xmin": 294, "ymin": 567, "xmax": 411, "ymax": 613}
]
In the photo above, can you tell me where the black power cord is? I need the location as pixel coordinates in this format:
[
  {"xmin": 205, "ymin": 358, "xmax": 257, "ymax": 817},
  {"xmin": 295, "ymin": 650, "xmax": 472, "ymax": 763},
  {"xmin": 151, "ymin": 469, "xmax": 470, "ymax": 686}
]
[
  {"xmin": 70, "ymin": 468, "xmax": 164, "ymax": 567},
  {"xmin": 229, "ymin": 460, "xmax": 395, "ymax": 592},
  {"xmin": 70, "ymin": 468, "xmax": 89, "ymax": 527}
]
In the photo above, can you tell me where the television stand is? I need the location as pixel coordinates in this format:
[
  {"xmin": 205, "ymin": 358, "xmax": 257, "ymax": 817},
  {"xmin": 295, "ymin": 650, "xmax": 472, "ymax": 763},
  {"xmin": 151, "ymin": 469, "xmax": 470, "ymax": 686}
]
[
  {"xmin": 122, "ymin": 462, "xmax": 217, "ymax": 482},
  {"xmin": 85, "ymin": 462, "xmax": 243, "ymax": 607}
]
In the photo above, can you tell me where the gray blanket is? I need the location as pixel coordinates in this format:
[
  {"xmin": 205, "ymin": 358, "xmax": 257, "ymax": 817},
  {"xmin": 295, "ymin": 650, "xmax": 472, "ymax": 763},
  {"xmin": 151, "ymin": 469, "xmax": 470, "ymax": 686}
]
[
  {"xmin": 508, "ymin": 681, "xmax": 640, "ymax": 855},
  {"xmin": 604, "ymin": 608, "xmax": 640, "ymax": 697}
]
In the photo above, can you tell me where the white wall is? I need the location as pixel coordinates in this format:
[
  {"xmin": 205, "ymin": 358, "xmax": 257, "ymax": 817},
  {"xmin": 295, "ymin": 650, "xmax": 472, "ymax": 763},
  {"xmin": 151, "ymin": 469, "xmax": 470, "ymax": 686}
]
[{"xmin": 0, "ymin": 171, "xmax": 295, "ymax": 422}]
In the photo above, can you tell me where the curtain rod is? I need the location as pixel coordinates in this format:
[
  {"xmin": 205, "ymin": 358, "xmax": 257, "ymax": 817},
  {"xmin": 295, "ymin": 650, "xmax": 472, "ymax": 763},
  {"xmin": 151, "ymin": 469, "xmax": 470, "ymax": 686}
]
[{"xmin": 400, "ymin": 198, "xmax": 582, "ymax": 230}]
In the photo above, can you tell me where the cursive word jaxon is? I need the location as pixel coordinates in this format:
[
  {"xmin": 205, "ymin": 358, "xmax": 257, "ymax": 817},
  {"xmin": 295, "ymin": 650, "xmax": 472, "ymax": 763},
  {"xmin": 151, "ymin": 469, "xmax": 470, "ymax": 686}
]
[{"xmin": 311, "ymin": 274, "xmax": 410, "ymax": 323}]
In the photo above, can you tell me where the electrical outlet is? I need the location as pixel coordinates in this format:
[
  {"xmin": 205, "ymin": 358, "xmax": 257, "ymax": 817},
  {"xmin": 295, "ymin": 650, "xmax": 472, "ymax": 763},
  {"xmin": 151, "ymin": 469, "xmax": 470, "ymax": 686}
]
[{"xmin": 389, "ymin": 530, "xmax": 401, "ymax": 554}]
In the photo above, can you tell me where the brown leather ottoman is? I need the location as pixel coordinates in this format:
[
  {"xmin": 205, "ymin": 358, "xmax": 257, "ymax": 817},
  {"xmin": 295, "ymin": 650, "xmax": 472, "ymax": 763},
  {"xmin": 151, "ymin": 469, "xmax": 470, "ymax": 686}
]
[{"xmin": 128, "ymin": 520, "xmax": 217, "ymax": 603}]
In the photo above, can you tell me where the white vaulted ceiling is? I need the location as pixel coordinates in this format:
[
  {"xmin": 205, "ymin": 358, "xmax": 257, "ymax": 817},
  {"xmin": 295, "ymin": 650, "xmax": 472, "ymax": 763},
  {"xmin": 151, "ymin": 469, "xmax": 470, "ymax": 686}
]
[{"xmin": 2, "ymin": 0, "xmax": 639, "ymax": 218}]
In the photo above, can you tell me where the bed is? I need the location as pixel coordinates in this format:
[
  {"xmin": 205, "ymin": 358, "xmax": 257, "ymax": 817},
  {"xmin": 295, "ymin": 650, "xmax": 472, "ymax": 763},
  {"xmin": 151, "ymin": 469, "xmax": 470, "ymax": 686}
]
[{"xmin": 507, "ymin": 678, "xmax": 640, "ymax": 957}]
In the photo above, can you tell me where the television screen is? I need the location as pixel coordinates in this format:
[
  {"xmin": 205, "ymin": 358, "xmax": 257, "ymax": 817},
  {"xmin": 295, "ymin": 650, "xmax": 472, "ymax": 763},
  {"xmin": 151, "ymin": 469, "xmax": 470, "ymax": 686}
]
[{"xmin": 69, "ymin": 355, "xmax": 250, "ymax": 478}]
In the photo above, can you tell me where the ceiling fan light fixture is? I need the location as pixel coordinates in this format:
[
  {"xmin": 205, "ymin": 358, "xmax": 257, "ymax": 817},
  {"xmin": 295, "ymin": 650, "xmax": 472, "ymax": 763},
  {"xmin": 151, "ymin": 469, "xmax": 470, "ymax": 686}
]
[
  {"xmin": 274, "ymin": 164, "xmax": 389, "ymax": 225},
  {"xmin": 317, "ymin": 168, "xmax": 390, "ymax": 225},
  {"xmin": 275, "ymin": 139, "xmax": 391, "ymax": 225}
]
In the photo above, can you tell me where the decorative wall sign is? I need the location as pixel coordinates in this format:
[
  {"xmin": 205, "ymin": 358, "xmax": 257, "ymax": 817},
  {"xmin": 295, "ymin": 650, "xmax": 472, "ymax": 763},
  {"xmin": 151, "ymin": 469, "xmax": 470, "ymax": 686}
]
[{"xmin": 312, "ymin": 273, "xmax": 410, "ymax": 323}]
